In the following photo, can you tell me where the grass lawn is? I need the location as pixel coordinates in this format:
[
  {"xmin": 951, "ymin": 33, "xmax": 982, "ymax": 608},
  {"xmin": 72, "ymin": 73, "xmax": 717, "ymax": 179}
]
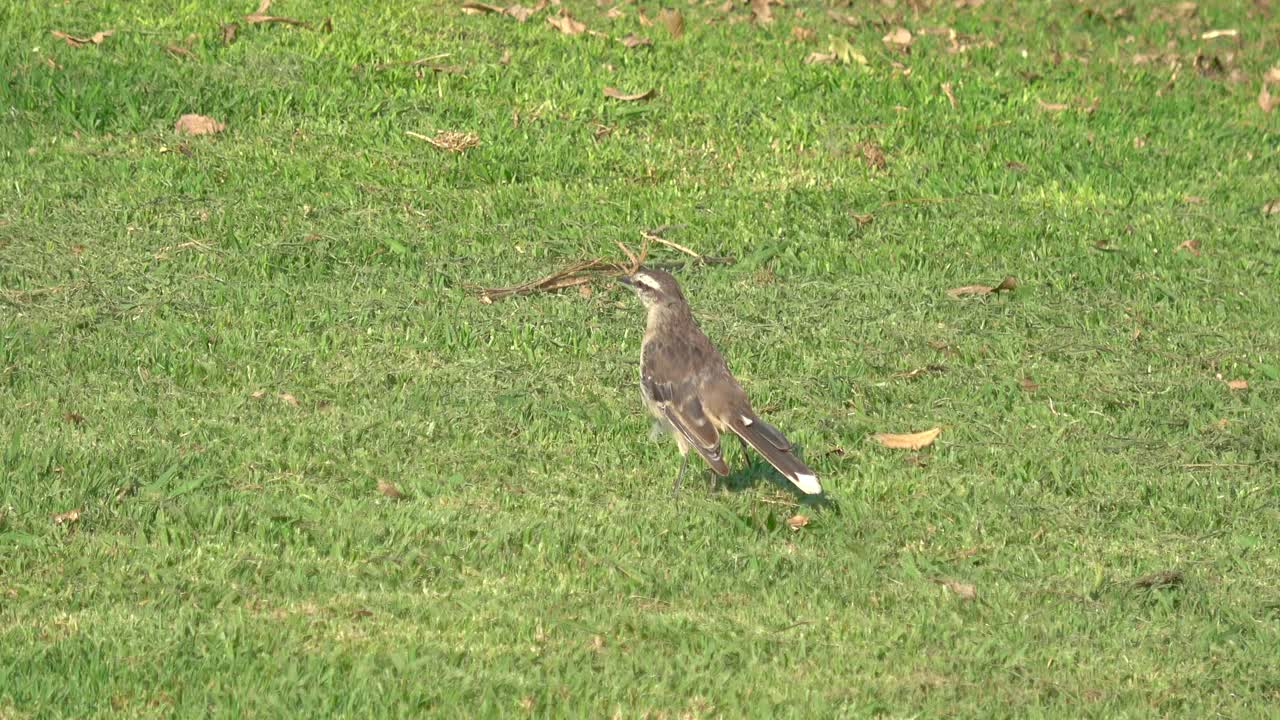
[{"xmin": 3, "ymin": 0, "xmax": 1280, "ymax": 716}]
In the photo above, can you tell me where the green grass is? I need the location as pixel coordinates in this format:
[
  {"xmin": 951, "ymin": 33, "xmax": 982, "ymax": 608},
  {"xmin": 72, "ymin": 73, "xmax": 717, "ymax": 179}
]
[{"xmin": 3, "ymin": 0, "xmax": 1280, "ymax": 716}]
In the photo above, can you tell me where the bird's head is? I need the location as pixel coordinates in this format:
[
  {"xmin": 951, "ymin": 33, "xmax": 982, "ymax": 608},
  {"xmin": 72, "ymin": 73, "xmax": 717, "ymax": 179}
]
[{"xmin": 619, "ymin": 268, "xmax": 687, "ymax": 311}]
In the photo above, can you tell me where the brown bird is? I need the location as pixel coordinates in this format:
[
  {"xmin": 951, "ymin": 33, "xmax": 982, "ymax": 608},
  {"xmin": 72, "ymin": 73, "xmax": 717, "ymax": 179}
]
[{"xmin": 619, "ymin": 268, "xmax": 822, "ymax": 495}]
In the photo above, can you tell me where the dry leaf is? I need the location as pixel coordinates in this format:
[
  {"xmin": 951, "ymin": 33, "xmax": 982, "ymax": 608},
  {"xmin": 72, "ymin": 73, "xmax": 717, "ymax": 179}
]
[
  {"xmin": 1133, "ymin": 135, "xmax": 1147, "ymax": 149},
  {"xmin": 872, "ymin": 427, "xmax": 941, "ymax": 450},
  {"xmin": 859, "ymin": 141, "xmax": 887, "ymax": 171},
  {"xmin": 637, "ymin": 9, "xmax": 652, "ymax": 26},
  {"xmin": 165, "ymin": 44, "xmax": 197, "ymax": 60},
  {"xmin": 499, "ymin": 48, "xmax": 512, "ymax": 65},
  {"xmin": 460, "ymin": 1, "xmax": 504, "ymax": 13},
  {"xmin": 1183, "ymin": 195, "xmax": 1204, "ymax": 205},
  {"xmin": 657, "ymin": 8, "xmax": 684, "ymax": 38},
  {"xmin": 1200, "ymin": 29, "xmax": 1238, "ymax": 39},
  {"xmin": 377, "ymin": 479, "xmax": 406, "ymax": 500},
  {"xmin": 174, "ymin": 114, "xmax": 225, "ymax": 136},
  {"xmin": 935, "ymin": 578, "xmax": 977, "ymax": 600},
  {"xmin": 505, "ymin": 4, "xmax": 537, "ymax": 21},
  {"xmin": 221, "ymin": 22, "xmax": 239, "ymax": 44},
  {"xmin": 277, "ymin": 392, "xmax": 299, "ymax": 406},
  {"xmin": 52, "ymin": 509, "xmax": 82, "ymax": 525},
  {"xmin": 1260, "ymin": 83, "xmax": 1279, "ymax": 113},
  {"xmin": 250, "ymin": 389, "xmax": 268, "ymax": 400},
  {"xmin": 244, "ymin": 10, "xmax": 308, "ymax": 26},
  {"xmin": 51, "ymin": 30, "xmax": 114, "ymax": 47},
  {"xmin": 1018, "ymin": 376, "xmax": 1040, "ymax": 392},
  {"xmin": 63, "ymin": 411, "xmax": 85, "ymax": 425},
  {"xmin": 1226, "ymin": 379, "xmax": 1248, "ymax": 390},
  {"xmin": 546, "ymin": 12, "xmax": 586, "ymax": 35},
  {"xmin": 407, "ymin": 130, "xmax": 480, "ymax": 152},
  {"xmin": 603, "ymin": 86, "xmax": 654, "ymax": 101},
  {"xmin": 578, "ymin": 284, "xmax": 593, "ymax": 299},
  {"xmin": 1132, "ymin": 569, "xmax": 1182, "ymax": 589},
  {"xmin": 786, "ymin": 514, "xmax": 809, "ymax": 531},
  {"xmin": 1263, "ymin": 198, "xmax": 1280, "ymax": 215},
  {"xmin": 750, "ymin": 0, "xmax": 773, "ymax": 24},
  {"xmin": 619, "ymin": 33, "xmax": 651, "ymax": 48},
  {"xmin": 804, "ymin": 52, "xmax": 836, "ymax": 64},
  {"xmin": 1038, "ymin": 99, "xmax": 1070, "ymax": 112},
  {"xmin": 851, "ymin": 212, "xmax": 873, "ymax": 225},
  {"xmin": 605, "ymin": 6, "xmax": 624, "ymax": 19},
  {"xmin": 1265, "ymin": 67, "xmax": 1280, "ymax": 84},
  {"xmin": 947, "ymin": 276, "xmax": 1016, "ymax": 297},
  {"xmin": 882, "ymin": 27, "xmax": 913, "ymax": 49},
  {"xmin": 1176, "ymin": 239, "xmax": 1200, "ymax": 255},
  {"xmin": 791, "ymin": 26, "xmax": 815, "ymax": 42},
  {"xmin": 941, "ymin": 81, "xmax": 957, "ymax": 109}
]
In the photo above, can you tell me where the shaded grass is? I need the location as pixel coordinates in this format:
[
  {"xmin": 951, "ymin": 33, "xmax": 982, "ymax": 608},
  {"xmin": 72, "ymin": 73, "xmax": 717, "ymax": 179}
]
[{"xmin": 3, "ymin": 0, "xmax": 1280, "ymax": 716}]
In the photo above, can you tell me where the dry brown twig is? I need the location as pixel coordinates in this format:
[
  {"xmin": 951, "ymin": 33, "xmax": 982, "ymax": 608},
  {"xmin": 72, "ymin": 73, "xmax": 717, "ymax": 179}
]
[{"xmin": 473, "ymin": 228, "xmax": 735, "ymax": 303}]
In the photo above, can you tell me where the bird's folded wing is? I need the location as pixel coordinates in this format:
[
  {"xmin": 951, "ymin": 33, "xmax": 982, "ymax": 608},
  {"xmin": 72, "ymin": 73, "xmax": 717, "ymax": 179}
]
[{"xmin": 643, "ymin": 376, "xmax": 727, "ymax": 471}]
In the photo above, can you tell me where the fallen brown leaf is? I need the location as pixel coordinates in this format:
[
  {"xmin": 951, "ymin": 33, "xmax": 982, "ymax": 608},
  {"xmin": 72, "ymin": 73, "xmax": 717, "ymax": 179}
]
[
  {"xmin": 460, "ymin": 1, "xmax": 504, "ymax": 13},
  {"xmin": 657, "ymin": 8, "xmax": 684, "ymax": 38},
  {"xmin": 52, "ymin": 508, "xmax": 82, "ymax": 525},
  {"xmin": 1200, "ymin": 28, "xmax": 1238, "ymax": 39},
  {"xmin": 51, "ymin": 30, "xmax": 114, "ymax": 47},
  {"xmin": 277, "ymin": 392, "xmax": 299, "ymax": 406},
  {"xmin": 578, "ymin": 284, "xmax": 593, "ymax": 299},
  {"xmin": 605, "ymin": 6, "xmax": 624, "ymax": 20},
  {"xmin": 750, "ymin": 0, "xmax": 773, "ymax": 25},
  {"xmin": 407, "ymin": 130, "xmax": 480, "ymax": 152},
  {"xmin": 882, "ymin": 27, "xmax": 913, "ymax": 50},
  {"xmin": 637, "ymin": 9, "xmax": 652, "ymax": 26},
  {"xmin": 872, "ymin": 427, "xmax": 941, "ymax": 450},
  {"xmin": 1263, "ymin": 198, "xmax": 1280, "ymax": 215},
  {"xmin": 619, "ymin": 33, "xmax": 651, "ymax": 48},
  {"xmin": 221, "ymin": 22, "xmax": 239, "ymax": 44},
  {"xmin": 1226, "ymin": 379, "xmax": 1248, "ymax": 391},
  {"xmin": 791, "ymin": 26, "xmax": 815, "ymax": 43},
  {"xmin": 377, "ymin": 479, "xmax": 407, "ymax": 500},
  {"xmin": 947, "ymin": 276, "xmax": 1016, "ymax": 297},
  {"xmin": 1176, "ymin": 239, "xmax": 1200, "ymax": 255},
  {"xmin": 499, "ymin": 48, "xmax": 512, "ymax": 65},
  {"xmin": 941, "ymin": 81, "xmax": 957, "ymax": 109},
  {"xmin": 804, "ymin": 51, "xmax": 836, "ymax": 64},
  {"xmin": 250, "ymin": 390, "xmax": 268, "ymax": 400},
  {"xmin": 786, "ymin": 514, "xmax": 809, "ymax": 531},
  {"xmin": 504, "ymin": 3, "xmax": 538, "ymax": 21},
  {"xmin": 1037, "ymin": 99, "xmax": 1070, "ymax": 112},
  {"xmin": 1260, "ymin": 83, "xmax": 1278, "ymax": 113},
  {"xmin": 546, "ymin": 12, "xmax": 586, "ymax": 35},
  {"xmin": 859, "ymin": 141, "xmax": 887, "ymax": 171},
  {"xmin": 603, "ymin": 86, "xmax": 654, "ymax": 101},
  {"xmin": 351, "ymin": 608, "xmax": 374, "ymax": 619},
  {"xmin": 244, "ymin": 10, "xmax": 308, "ymax": 26},
  {"xmin": 1182, "ymin": 195, "xmax": 1204, "ymax": 204},
  {"xmin": 174, "ymin": 114, "xmax": 225, "ymax": 136},
  {"xmin": 851, "ymin": 212, "xmax": 873, "ymax": 225},
  {"xmin": 1132, "ymin": 569, "xmax": 1182, "ymax": 589},
  {"xmin": 1018, "ymin": 376, "xmax": 1040, "ymax": 392},
  {"xmin": 935, "ymin": 578, "xmax": 977, "ymax": 600},
  {"xmin": 1266, "ymin": 67, "xmax": 1280, "ymax": 84},
  {"xmin": 165, "ymin": 44, "xmax": 197, "ymax": 60},
  {"xmin": 63, "ymin": 411, "xmax": 85, "ymax": 425}
]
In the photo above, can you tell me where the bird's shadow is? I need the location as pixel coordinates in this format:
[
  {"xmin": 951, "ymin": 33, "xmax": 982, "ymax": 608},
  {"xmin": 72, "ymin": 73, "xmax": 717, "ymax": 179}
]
[{"xmin": 711, "ymin": 442, "xmax": 840, "ymax": 512}]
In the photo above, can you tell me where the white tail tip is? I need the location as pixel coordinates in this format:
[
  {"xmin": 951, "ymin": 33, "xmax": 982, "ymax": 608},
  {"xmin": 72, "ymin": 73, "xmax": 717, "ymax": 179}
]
[{"xmin": 792, "ymin": 473, "xmax": 822, "ymax": 495}]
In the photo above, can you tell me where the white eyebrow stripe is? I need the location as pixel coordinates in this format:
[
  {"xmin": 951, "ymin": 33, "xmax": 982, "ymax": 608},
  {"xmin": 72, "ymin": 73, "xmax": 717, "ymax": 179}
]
[{"xmin": 635, "ymin": 274, "xmax": 662, "ymax": 290}]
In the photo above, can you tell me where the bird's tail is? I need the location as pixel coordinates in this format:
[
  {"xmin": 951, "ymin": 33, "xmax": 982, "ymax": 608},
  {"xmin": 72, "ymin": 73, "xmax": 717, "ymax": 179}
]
[{"xmin": 727, "ymin": 412, "xmax": 822, "ymax": 495}]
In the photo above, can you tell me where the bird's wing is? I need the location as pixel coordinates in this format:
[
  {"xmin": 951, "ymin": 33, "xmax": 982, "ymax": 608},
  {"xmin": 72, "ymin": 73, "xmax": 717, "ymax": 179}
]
[{"xmin": 642, "ymin": 338, "xmax": 728, "ymax": 475}]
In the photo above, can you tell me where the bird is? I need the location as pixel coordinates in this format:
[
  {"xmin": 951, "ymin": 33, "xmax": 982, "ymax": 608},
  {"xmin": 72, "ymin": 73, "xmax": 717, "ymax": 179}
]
[{"xmin": 619, "ymin": 267, "xmax": 822, "ymax": 496}]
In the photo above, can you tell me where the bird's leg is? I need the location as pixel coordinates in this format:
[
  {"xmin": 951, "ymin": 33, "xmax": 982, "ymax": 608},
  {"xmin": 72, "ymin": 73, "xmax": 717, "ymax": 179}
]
[{"xmin": 672, "ymin": 452, "xmax": 689, "ymax": 497}]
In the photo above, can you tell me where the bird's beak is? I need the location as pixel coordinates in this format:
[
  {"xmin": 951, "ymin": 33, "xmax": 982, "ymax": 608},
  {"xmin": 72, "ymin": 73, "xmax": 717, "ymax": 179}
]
[{"xmin": 618, "ymin": 275, "xmax": 636, "ymax": 287}]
